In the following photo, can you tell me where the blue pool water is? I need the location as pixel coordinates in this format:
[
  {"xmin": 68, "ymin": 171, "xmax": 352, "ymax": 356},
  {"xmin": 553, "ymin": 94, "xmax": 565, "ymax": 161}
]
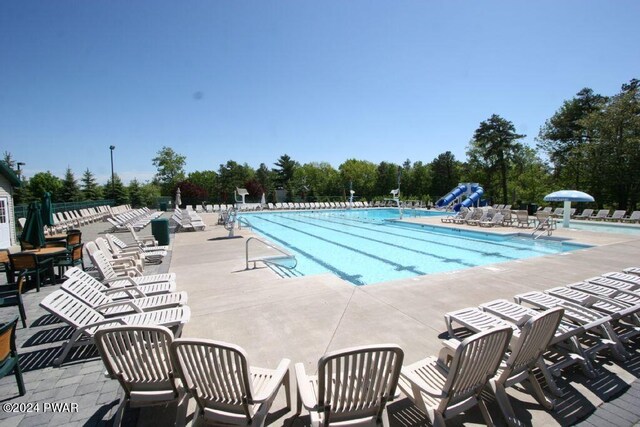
[
  {"xmin": 562, "ymin": 221, "xmax": 640, "ymax": 235},
  {"xmin": 243, "ymin": 209, "xmax": 587, "ymax": 286}
]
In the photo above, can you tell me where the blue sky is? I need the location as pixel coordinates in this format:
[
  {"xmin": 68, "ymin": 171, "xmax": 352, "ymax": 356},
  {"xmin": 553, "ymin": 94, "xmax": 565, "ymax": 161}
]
[{"xmin": 1, "ymin": 1, "xmax": 638, "ymax": 184}]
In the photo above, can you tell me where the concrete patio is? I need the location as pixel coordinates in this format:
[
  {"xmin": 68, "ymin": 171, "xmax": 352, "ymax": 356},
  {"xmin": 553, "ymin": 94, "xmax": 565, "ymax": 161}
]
[{"xmin": 2, "ymin": 209, "xmax": 640, "ymax": 426}]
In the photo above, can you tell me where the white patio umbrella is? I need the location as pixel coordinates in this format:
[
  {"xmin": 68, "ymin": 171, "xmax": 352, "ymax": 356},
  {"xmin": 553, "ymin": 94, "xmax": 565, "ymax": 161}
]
[
  {"xmin": 260, "ymin": 192, "xmax": 266, "ymax": 206},
  {"xmin": 543, "ymin": 190, "xmax": 594, "ymax": 228},
  {"xmin": 175, "ymin": 187, "xmax": 182, "ymax": 208}
]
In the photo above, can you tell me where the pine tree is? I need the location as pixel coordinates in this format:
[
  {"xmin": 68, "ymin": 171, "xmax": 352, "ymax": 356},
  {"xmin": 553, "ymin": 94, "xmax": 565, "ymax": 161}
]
[
  {"xmin": 105, "ymin": 174, "xmax": 129, "ymax": 205},
  {"xmin": 60, "ymin": 167, "xmax": 82, "ymax": 202},
  {"xmin": 128, "ymin": 179, "xmax": 143, "ymax": 208},
  {"xmin": 81, "ymin": 169, "xmax": 103, "ymax": 200}
]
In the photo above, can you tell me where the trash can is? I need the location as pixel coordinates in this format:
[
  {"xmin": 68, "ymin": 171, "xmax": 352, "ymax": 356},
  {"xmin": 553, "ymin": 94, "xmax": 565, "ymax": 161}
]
[
  {"xmin": 151, "ymin": 218, "xmax": 170, "ymax": 246},
  {"xmin": 528, "ymin": 203, "xmax": 538, "ymax": 215},
  {"xmin": 159, "ymin": 202, "xmax": 168, "ymax": 212}
]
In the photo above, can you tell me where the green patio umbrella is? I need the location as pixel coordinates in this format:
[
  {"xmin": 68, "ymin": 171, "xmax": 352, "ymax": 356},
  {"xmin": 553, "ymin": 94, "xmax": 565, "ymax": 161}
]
[
  {"xmin": 41, "ymin": 191, "xmax": 54, "ymax": 227},
  {"xmin": 21, "ymin": 201, "xmax": 46, "ymax": 248}
]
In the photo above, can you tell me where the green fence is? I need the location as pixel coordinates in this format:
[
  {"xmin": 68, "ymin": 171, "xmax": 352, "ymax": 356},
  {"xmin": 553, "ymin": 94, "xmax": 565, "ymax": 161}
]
[{"xmin": 14, "ymin": 199, "xmax": 115, "ymax": 222}]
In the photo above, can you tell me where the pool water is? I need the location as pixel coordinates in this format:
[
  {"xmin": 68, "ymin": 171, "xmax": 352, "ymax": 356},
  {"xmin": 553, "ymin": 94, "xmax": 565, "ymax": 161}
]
[
  {"xmin": 562, "ymin": 221, "xmax": 640, "ymax": 235},
  {"xmin": 243, "ymin": 209, "xmax": 587, "ymax": 286}
]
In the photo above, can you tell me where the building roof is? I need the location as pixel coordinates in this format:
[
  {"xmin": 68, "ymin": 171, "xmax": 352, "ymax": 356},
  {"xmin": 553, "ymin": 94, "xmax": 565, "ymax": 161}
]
[{"xmin": 0, "ymin": 161, "xmax": 22, "ymax": 187}]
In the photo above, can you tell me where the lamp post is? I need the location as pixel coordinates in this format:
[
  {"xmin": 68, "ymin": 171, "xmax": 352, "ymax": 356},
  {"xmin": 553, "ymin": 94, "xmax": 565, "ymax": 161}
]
[
  {"xmin": 16, "ymin": 162, "xmax": 25, "ymax": 180},
  {"xmin": 109, "ymin": 145, "xmax": 115, "ymax": 197}
]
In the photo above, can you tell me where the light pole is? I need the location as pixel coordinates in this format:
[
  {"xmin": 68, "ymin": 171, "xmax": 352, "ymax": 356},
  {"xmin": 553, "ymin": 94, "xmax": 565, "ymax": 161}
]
[
  {"xmin": 109, "ymin": 145, "xmax": 115, "ymax": 197},
  {"xmin": 16, "ymin": 162, "xmax": 25, "ymax": 180}
]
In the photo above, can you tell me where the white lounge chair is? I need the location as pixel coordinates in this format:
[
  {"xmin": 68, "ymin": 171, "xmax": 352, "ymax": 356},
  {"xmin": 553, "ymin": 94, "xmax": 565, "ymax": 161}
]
[
  {"xmin": 515, "ymin": 210, "xmax": 534, "ymax": 228},
  {"xmin": 590, "ymin": 209, "xmax": 610, "ymax": 221},
  {"xmin": 514, "ymin": 291, "xmax": 629, "ymax": 360},
  {"xmin": 452, "ymin": 209, "xmax": 474, "ymax": 224},
  {"xmin": 295, "ymin": 344, "xmax": 403, "ymax": 427},
  {"xmin": 83, "ymin": 250, "xmax": 177, "ymax": 290},
  {"xmin": 570, "ymin": 281, "xmax": 640, "ymax": 309},
  {"xmin": 94, "ymin": 238, "xmax": 145, "ymax": 272},
  {"xmin": 479, "ymin": 212, "xmax": 504, "ymax": 227},
  {"xmin": 621, "ymin": 211, "xmax": 640, "ymax": 223},
  {"xmin": 95, "ymin": 325, "xmax": 188, "ymax": 427},
  {"xmin": 106, "ymin": 234, "xmax": 166, "ymax": 264},
  {"xmin": 171, "ymin": 338, "xmax": 291, "ymax": 426},
  {"xmin": 602, "ymin": 271, "xmax": 640, "ymax": 287},
  {"xmin": 605, "ymin": 210, "xmax": 626, "ymax": 222},
  {"xmin": 546, "ymin": 286, "xmax": 640, "ymax": 329},
  {"xmin": 86, "ymin": 240, "xmax": 142, "ymax": 275},
  {"xmin": 60, "ymin": 276, "xmax": 187, "ymax": 316},
  {"xmin": 125, "ymin": 224, "xmax": 168, "ymax": 249},
  {"xmin": 398, "ymin": 327, "xmax": 512, "ymax": 427},
  {"xmin": 64, "ymin": 267, "xmax": 176, "ymax": 297},
  {"xmin": 40, "ymin": 291, "xmax": 190, "ymax": 366},
  {"xmin": 573, "ymin": 208, "xmax": 594, "ymax": 220}
]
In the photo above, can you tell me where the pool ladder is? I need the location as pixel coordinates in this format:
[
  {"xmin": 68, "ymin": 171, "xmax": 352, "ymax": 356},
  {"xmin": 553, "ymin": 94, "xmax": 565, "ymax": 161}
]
[
  {"xmin": 245, "ymin": 237, "xmax": 298, "ymax": 271},
  {"xmin": 532, "ymin": 217, "xmax": 557, "ymax": 239}
]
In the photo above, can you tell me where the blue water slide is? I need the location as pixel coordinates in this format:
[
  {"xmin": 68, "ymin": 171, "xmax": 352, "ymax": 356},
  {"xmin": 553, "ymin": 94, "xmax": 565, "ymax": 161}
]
[
  {"xmin": 436, "ymin": 184, "xmax": 467, "ymax": 207},
  {"xmin": 457, "ymin": 186, "xmax": 484, "ymax": 210}
]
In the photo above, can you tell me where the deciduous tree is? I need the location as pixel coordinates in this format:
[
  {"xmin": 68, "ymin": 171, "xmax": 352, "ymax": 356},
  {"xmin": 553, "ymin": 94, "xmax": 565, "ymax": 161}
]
[{"xmin": 152, "ymin": 147, "xmax": 186, "ymax": 194}]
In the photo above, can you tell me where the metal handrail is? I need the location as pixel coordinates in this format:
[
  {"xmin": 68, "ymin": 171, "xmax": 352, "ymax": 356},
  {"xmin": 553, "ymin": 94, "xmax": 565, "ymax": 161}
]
[
  {"xmin": 245, "ymin": 237, "xmax": 297, "ymax": 270},
  {"xmin": 237, "ymin": 216, "xmax": 252, "ymax": 231},
  {"xmin": 532, "ymin": 216, "xmax": 556, "ymax": 239}
]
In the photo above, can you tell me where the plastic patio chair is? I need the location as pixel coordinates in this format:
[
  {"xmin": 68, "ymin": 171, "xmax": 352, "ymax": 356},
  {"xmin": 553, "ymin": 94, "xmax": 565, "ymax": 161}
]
[
  {"xmin": 0, "ymin": 272, "xmax": 28, "ymax": 328},
  {"xmin": 171, "ymin": 338, "xmax": 291, "ymax": 427},
  {"xmin": 488, "ymin": 307, "xmax": 564, "ymax": 427},
  {"xmin": 54, "ymin": 243, "xmax": 85, "ymax": 278},
  {"xmin": 398, "ymin": 327, "xmax": 512, "ymax": 427},
  {"xmin": 95, "ymin": 325, "xmax": 188, "ymax": 427},
  {"xmin": 295, "ymin": 344, "xmax": 404, "ymax": 427},
  {"xmin": 0, "ymin": 316, "xmax": 25, "ymax": 396},
  {"xmin": 9, "ymin": 252, "xmax": 54, "ymax": 292}
]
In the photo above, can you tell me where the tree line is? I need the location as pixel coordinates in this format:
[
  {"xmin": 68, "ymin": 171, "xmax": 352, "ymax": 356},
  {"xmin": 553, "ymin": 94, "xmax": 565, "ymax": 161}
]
[{"xmin": 4, "ymin": 78, "xmax": 638, "ymax": 210}]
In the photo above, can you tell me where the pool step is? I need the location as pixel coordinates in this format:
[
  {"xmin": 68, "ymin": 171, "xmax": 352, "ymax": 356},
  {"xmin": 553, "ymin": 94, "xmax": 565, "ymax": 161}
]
[{"xmin": 266, "ymin": 263, "xmax": 304, "ymax": 279}]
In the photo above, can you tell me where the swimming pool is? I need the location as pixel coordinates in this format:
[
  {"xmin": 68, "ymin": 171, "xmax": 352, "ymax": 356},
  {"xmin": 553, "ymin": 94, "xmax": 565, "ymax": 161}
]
[
  {"xmin": 562, "ymin": 221, "xmax": 640, "ymax": 235},
  {"xmin": 243, "ymin": 209, "xmax": 587, "ymax": 286}
]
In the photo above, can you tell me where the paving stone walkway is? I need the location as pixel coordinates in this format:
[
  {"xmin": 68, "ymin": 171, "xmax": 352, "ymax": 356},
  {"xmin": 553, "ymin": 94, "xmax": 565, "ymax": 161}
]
[
  {"xmin": 0, "ymin": 214, "xmax": 173, "ymax": 427},
  {"xmin": 1, "ymin": 211, "xmax": 640, "ymax": 426}
]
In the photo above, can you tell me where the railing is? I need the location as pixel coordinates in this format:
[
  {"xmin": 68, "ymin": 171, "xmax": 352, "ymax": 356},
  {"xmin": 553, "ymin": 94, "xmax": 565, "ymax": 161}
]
[
  {"xmin": 245, "ymin": 237, "xmax": 297, "ymax": 270},
  {"xmin": 532, "ymin": 216, "xmax": 556, "ymax": 239},
  {"xmin": 237, "ymin": 216, "xmax": 252, "ymax": 231}
]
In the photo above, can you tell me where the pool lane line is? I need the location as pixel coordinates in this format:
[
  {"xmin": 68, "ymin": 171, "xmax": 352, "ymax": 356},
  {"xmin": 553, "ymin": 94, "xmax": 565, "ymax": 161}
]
[
  {"xmin": 247, "ymin": 221, "xmax": 367, "ymax": 285},
  {"xmin": 319, "ymin": 212, "xmax": 556, "ymax": 256},
  {"xmin": 287, "ymin": 214, "xmax": 515, "ymax": 263},
  {"xmin": 255, "ymin": 216, "xmax": 431, "ymax": 276}
]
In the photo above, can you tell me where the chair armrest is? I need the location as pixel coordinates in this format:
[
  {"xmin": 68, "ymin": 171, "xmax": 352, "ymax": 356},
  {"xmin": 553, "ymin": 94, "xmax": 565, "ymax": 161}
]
[
  {"xmin": 109, "ymin": 257, "xmax": 136, "ymax": 267},
  {"xmin": 0, "ymin": 289, "xmax": 19, "ymax": 298},
  {"xmin": 103, "ymin": 276, "xmax": 142, "ymax": 287},
  {"xmin": 101, "ymin": 286, "xmax": 147, "ymax": 298},
  {"xmin": 514, "ymin": 313, "xmax": 532, "ymax": 327},
  {"xmin": 111, "ymin": 266, "xmax": 141, "ymax": 277},
  {"xmin": 47, "ymin": 242, "xmax": 67, "ymax": 248},
  {"xmin": 39, "ymin": 257, "xmax": 55, "ymax": 266},
  {"xmin": 294, "ymin": 363, "xmax": 320, "ymax": 411},
  {"xmin": 437, "ymin": 339, "xmax": 460, "ymax": 367},
  {"xmin": 400, "ymin": 367, "xmax": 447, "ymax": 398},
  {"xmin": 95, "ymin": 300, "xmax": 144, "ymax": 313},
  {"xmin": 77, "ymin": 317, "xmax": 127, "ymax": 334},
  {"xmin": 252, "ymin": 359, "xmax": 291, "ymax": 403}
]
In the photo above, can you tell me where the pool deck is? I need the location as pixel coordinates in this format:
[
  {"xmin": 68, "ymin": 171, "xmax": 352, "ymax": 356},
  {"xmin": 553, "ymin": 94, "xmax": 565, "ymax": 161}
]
[{"xmin": 3, "ymin": 210, "xmax": 640, "ymax": 426}]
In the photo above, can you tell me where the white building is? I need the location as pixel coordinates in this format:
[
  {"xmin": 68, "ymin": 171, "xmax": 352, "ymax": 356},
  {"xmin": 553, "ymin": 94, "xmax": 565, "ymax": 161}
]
[{"xmin": 0, "ymin": 162, "xmax": 22, "ymax": 249}]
